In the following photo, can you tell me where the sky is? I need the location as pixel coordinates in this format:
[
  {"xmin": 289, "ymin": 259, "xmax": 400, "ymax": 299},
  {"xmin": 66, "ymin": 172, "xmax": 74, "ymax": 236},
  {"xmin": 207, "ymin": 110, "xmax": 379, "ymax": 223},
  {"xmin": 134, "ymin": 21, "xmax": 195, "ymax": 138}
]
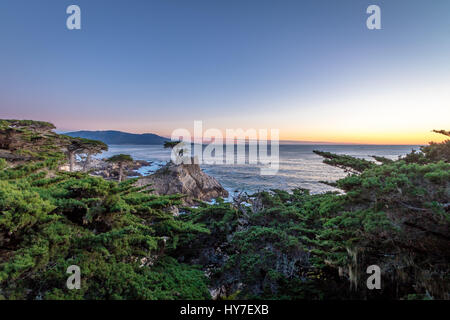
[{"xmin": 0, "ymin": 0, "xmax": 449, "ymax": 144}]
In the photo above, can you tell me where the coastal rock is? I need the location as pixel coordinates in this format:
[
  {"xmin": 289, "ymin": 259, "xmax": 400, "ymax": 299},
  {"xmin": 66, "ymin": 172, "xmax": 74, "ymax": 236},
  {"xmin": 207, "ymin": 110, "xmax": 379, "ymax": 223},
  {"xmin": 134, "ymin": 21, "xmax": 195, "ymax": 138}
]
[
  {"xmin": 135, "ymin": 162, "xmax": 229, "ymax": 206},
  {"xmin": 59, "ymin": 157, "xmax": 150, "ymax": 179}
]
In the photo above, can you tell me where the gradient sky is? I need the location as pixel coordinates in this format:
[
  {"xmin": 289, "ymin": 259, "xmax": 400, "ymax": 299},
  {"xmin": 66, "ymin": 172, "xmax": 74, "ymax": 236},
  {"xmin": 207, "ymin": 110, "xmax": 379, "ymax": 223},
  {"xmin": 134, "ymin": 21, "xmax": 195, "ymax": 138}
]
[{"xmin": 0, "ymin": 0, "xmax": 449, "ymax": 144}]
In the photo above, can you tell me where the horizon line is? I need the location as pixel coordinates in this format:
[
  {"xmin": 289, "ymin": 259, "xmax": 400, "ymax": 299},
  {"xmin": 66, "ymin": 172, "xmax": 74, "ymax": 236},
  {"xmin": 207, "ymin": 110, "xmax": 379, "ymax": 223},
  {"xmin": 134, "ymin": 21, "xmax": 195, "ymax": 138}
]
[{"xmin": 57, "ymin": 129, "xmax": 427, "ymax": 146}]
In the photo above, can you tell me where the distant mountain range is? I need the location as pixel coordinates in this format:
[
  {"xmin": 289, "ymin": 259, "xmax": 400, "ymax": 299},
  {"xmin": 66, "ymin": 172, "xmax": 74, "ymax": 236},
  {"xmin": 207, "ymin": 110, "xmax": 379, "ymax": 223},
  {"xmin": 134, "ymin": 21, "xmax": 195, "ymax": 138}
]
[
  {"xmin": 64, "ymin": 130, "xmax": 169, "ymax": 145},
  {"xmin": 64, "ymin": 130, "xmax": 367, "ymax": 146}
]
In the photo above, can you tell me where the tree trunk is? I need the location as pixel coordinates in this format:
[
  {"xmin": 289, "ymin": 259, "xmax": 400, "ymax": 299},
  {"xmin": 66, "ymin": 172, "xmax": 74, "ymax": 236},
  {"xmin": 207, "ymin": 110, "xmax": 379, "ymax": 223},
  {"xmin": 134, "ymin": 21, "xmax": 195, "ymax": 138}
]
[
  {"xmin": 118, "ymin": 163, "xmax": 124, "ymax": 182},
  {"xmin": 83, "ymin": 152, "xmax": 91, "ymax": 172},
  {"xmin": 69, "ymin": 151, "xmax": 75, "ymax": 172}
]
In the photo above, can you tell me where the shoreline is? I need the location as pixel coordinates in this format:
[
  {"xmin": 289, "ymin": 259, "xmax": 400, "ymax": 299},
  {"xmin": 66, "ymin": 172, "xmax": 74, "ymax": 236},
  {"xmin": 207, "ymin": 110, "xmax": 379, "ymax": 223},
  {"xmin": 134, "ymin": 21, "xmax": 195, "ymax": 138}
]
[{"xmin": 99, "ymin": 143, "xmax": 419, "ymax": 195}]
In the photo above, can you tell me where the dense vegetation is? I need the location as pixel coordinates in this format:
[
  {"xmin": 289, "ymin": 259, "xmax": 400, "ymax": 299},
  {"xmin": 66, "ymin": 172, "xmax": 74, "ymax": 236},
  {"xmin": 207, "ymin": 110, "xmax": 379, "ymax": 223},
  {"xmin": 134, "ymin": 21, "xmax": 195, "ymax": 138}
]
[
  {"xmin": 0, "ymin": 120, "xmax": 210, "ymax": 299},
  {"xmin": 0, "ymin": 120, "xmax": 448, "ymax": 300}
]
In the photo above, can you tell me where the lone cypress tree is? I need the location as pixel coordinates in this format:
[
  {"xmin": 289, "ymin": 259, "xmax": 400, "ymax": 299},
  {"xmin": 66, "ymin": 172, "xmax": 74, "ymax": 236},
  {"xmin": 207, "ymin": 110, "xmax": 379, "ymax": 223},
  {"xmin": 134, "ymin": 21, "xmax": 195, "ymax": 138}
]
[
  {"xmin": 106, "ymin": 154, "xmax": 133, "ymax": 182},
  {"xmin": 164, "ymin": 140, "xmax": 186, "ymax": 162}
]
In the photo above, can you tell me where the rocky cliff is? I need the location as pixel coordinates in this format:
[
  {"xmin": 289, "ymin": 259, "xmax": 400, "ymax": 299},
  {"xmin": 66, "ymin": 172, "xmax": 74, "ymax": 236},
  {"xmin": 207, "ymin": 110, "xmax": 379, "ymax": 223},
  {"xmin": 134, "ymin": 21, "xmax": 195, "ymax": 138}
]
[{"xmin": 135, "ymin": 162, "xmax": 229, "ymax": 206}]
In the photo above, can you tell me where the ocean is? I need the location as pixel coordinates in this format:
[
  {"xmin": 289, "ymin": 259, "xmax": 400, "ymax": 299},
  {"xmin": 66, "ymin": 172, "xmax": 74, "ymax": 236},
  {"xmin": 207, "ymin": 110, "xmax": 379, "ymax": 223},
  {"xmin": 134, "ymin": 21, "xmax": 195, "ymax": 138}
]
[{"xmin": 98, "ymin": 144, "xmax": 421, "ymax": 196}]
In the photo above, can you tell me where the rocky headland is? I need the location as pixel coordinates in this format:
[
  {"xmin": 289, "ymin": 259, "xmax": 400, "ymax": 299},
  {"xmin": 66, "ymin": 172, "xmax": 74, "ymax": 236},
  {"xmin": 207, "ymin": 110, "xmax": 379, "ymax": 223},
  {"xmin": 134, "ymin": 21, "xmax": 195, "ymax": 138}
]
[{"xmin": 135, "ymin": 161, "xmax": 229, "ymax": 206}]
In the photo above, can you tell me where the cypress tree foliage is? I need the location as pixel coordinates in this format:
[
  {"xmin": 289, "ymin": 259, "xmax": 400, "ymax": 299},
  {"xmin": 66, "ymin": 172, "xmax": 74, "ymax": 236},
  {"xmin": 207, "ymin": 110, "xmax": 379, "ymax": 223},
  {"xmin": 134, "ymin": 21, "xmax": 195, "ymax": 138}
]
[
  {"xmin": 0, "ymin": 120, "xmax": 448, "ymax": 300},
  {"xmin": 106, "ymin": 154, "xmax": 134, "ymax": 182},
  {"xmin": 0, "ymin": 164, "xmax": 211, "ymax": 299},
  {"xmin": 401, "ymin": 130, "xmax": 450, "ymax": 164},
  {"xmin": 432, "ymin": 129, "xmax": 450, "ymax": 137},
  {"xmin": 0, "ymin": 119, "xmax": 56, "ymax": 132},
  {"xmin": 179, "ymin": 132, "xmax": 450, "ymax": 300},
  {"xmin": 312, "ymin": 150, "xmax": 375, "ymax": 174},
  {"xmin": 80, "ymin": 139, "xmax": 108, "ymax": 171},
  {"xmin": 60, "ymin": 137, "xmax": 108, "ymax": 172},
  {"xmin": 164, "ymin": 140, "xmax": 185, "ymax": 159},
  {"xmin": 370, "ymin": 155, "xmax": 394, "ymax": 164},
  {"xmin": 0, "ymin": 121, "xmax": 210, "ymax": 299},
  {"xmin": 163, "ymin": 141, "xmax": 181, "ymax": 149}
]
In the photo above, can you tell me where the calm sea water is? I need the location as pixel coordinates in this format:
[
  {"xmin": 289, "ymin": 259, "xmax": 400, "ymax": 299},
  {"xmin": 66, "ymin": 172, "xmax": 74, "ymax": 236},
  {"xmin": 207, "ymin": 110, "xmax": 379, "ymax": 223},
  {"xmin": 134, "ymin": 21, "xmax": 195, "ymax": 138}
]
[{"xmin": 98, "ymin": 145, "xmax": 421, "ymax": 195}]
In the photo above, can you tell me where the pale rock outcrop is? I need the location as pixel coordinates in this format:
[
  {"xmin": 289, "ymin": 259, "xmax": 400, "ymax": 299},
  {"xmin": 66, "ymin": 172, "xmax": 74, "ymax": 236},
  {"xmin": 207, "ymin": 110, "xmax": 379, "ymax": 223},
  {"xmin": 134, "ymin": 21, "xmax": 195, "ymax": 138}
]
[{"xmin": 135, "ymin": 162, "xmax": 228, "ymax": 206}]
